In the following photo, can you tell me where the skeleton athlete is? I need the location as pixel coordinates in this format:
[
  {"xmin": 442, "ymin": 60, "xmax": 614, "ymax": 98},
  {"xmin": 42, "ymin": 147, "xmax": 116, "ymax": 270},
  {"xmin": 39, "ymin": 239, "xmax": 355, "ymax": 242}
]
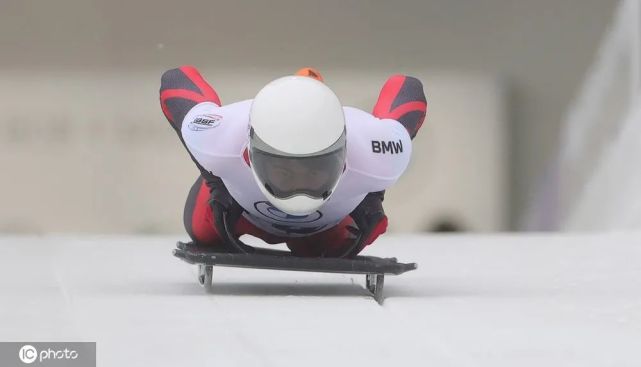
[{"xmin": 159, "ymin": 67, "xmax": 427, "ymax": 257}]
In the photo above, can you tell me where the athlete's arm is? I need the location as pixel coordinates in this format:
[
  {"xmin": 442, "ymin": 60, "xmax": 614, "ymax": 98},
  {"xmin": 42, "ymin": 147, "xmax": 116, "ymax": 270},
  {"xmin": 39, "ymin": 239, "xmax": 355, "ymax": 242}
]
[
  {"xmin": 345, "ymin": 107, "xmax": 412, "ymax": 193},
  {"xmin": 344, "ymin": 75, "xmax": 426, "ymax": 251},
  {"xmin": 160, "ymin": 66, "xmax": 221, "ymax": 130},
  {"xmin": 159, "ymin": 66, "xmax": 223, "ymax": 181},
  {"xmin": 373, "ymin": 75, "xmax": 427, "ymax": 139}
]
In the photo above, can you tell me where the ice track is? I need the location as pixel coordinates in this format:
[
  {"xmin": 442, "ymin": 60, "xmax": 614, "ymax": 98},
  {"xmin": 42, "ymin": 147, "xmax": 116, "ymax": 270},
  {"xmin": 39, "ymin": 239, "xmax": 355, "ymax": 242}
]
[{"xmin": 1, "ymin": 233, "xmax": 640, "ymax": 366}]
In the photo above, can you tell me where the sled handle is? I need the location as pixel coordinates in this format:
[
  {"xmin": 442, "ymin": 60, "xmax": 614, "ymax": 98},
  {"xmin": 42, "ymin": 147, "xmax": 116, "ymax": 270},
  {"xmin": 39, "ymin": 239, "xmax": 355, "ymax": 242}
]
[
  {"xmin": 212, "ymin": 204, "xmax": 255, "ymax": 254},
  {"xmin": 335, "ymin": 229, "xmax": 366, "ymax": 259}
]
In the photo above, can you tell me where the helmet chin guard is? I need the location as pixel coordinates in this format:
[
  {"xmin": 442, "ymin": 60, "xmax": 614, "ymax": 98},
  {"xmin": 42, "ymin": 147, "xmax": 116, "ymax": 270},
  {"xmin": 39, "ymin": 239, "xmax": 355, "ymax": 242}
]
[
  {"xmin": 249, "ymin": 75, "xmax": 346, "ymax": 215},
  {"xmin": 259, "ymin": 186, "xmax": 326, "ymax": 216}
]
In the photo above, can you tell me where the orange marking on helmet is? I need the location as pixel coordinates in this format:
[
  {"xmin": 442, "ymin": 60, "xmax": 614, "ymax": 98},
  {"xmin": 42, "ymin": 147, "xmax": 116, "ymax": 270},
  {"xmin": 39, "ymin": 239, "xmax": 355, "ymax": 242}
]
[{"xmin": 295, "ymin": 67, "xmax": 324, "ymax": 82}]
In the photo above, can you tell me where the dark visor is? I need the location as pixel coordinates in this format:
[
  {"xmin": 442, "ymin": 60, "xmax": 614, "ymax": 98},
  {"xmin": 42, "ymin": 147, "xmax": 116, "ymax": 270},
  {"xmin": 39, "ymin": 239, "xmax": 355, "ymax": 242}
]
[{"xmin": 250, "ymin": 128, "xmax": 346, "ymax": 200}]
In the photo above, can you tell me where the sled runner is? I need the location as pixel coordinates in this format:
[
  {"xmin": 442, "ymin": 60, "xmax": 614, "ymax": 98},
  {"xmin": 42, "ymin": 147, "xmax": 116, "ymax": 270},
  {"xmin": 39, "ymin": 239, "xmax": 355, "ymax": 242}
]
[{"xmin": 173, "ymin": 241, "xmax": 417, "ymax": 304}]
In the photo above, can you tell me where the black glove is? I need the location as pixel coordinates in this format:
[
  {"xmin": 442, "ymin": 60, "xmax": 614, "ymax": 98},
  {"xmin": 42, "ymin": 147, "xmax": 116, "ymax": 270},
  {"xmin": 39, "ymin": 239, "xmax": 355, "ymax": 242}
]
[
  {"xmin": 206, "ymin": 176, "xmax": 253, "ymax": 253},
  {"xmin": 341, "ymin": 191, "xmax": 386, "ymax": 257},
  {"xmin": 207, "ymin": 176, "xmax": 243, "ymax": 224}
]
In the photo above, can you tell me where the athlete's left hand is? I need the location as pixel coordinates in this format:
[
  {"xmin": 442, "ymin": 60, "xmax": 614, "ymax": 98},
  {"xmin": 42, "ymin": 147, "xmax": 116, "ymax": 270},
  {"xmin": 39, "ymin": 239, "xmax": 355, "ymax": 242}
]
[{"xmin": 345, "ymin": 191, "xmax": 389, "ymax": 256}]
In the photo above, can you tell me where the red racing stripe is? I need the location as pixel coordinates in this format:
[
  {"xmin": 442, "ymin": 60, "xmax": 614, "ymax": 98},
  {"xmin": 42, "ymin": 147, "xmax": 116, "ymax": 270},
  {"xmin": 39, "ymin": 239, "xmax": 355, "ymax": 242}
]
[
  {"xmin": 160, "ymin": 89, "xmax": 211, "ymax": 123},
  {"xmin": 372, "ymin": 75, "xmax": 405, "ymax": 119},
  {"xmin": 387, "ymin": 101, "xmax": 428, "ymax": 121},
  {"xmin": 179, "ymin": 66, "xmax": 222, "ymax": 105}
]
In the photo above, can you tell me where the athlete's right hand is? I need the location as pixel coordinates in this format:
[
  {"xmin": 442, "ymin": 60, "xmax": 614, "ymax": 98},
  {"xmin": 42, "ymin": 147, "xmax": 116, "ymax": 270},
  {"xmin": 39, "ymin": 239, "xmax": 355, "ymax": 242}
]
[
  {"xmin": 206, "ymin": 177, "xmax": 248, "ymax": 252},
  {"xmin": 207, "ymin": 177, "xmax": 239, "ymax": 213}
]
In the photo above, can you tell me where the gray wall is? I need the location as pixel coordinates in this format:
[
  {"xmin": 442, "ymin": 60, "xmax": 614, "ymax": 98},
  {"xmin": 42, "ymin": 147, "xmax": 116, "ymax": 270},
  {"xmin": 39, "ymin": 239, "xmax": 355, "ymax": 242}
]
[
  {"xmin": 0, "ymin": 70, "xmax": 508, "ymax": 234},
  {"xmin": 0, "ymin": 0, "xmax": 617, "ymax": 228}
]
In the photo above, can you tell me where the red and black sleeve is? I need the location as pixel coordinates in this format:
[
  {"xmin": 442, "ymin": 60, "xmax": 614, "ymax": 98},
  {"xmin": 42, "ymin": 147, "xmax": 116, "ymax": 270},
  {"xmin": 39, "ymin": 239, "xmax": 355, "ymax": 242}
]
[
  {"xmin": 372, "ymin": 75, "xmax": 427, "ymax": 139},
  {"xmin": 159, "ymin": 66, "xmax": 222, "ymax": 182},
  {"xmin": 348, "ymin": 75, "xmax": 427, "ymax": 250},
  {"xmin": 160, "ymin": 65, "xmax": 222, "ymax": 132}
]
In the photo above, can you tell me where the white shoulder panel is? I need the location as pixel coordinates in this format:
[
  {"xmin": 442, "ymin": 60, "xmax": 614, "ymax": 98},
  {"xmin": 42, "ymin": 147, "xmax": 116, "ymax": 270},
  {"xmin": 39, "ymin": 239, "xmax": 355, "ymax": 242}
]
[
  {"xmin": 343, "ymin": 106, "xmax": 412, "ymax": 193},
  {"xmin": 181, "ymin": 100, "xmax": 252, "ymax": 176}
]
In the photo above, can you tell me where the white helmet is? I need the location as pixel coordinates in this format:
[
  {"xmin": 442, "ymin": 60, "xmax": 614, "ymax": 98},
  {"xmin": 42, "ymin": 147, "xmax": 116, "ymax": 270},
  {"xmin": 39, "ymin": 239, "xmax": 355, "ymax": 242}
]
[{"xmin": 249, "ymin": 75, "xmax": 346, "ymax": 215}]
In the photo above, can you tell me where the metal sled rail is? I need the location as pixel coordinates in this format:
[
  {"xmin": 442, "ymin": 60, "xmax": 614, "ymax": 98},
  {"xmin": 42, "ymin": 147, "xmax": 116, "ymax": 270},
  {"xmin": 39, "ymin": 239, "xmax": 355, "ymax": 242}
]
[
  {"xmin": 173, "ymin": 241, "xmax": 418, "ymax": 304},
  {"xmin": 173, "ymin": 248, "xmax": 417, "ymax": 275}
]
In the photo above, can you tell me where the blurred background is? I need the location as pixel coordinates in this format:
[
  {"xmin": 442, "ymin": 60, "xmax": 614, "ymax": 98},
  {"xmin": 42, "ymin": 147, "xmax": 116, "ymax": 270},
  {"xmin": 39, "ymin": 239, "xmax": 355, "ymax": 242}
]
[{"xmin": 1, "ymin": 0, "xmax": 633, "ymax": 235}]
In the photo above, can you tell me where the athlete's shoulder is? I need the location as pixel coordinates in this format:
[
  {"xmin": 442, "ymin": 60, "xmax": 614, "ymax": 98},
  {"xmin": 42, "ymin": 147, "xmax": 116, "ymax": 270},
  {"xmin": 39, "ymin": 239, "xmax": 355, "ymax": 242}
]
[
  {"xmin": 183, "ymin": 99, "xmax": 251, "ymax": 146},
  {"xmin": 344, "ymin": 106, "xmax": 409, "ymax": 138},
  {"xmin": 343, "ymin": 106, "xmax": 412, "ymax": 191},
  {"xmin": 181, "ymin": 99, "xmax": 252, "ymax": 175}
]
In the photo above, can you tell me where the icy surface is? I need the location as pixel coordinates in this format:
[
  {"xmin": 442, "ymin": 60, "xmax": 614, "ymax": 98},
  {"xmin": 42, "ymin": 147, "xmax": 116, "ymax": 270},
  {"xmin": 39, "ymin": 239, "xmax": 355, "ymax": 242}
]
[{"xmin": 1, "ymin": 233, "xmax": 641, "ymax": 366}]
